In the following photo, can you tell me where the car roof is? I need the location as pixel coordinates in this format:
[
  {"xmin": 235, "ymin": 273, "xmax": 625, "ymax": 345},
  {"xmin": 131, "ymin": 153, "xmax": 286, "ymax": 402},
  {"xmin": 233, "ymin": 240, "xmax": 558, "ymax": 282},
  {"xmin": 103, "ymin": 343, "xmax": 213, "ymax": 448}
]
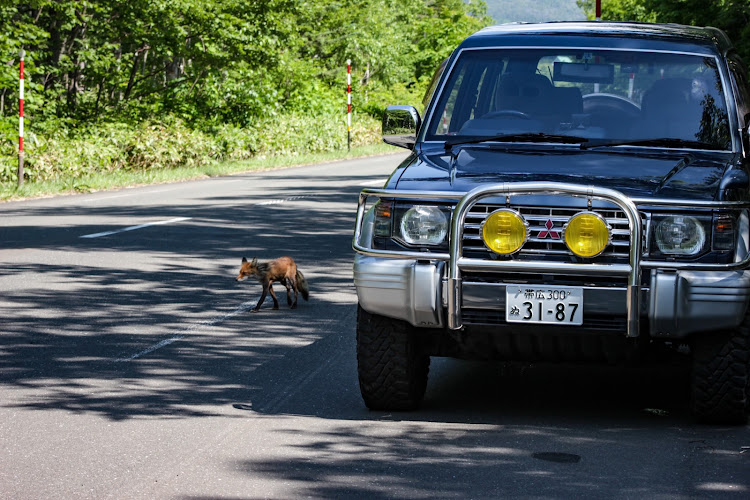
[{"xmin": 458, "ymin": 21, "xmax": 733, "ymax": 56}]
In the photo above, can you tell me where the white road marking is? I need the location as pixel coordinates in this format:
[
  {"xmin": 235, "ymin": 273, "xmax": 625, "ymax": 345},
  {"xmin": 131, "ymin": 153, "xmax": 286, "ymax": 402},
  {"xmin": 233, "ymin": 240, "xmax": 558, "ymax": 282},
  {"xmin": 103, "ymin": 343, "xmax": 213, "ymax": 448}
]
[
  {"xmin": 114, "ymin": 300, "xmax": 257, "ymax": 362},
  {"xmin": 116, "ymin": 336, "xmax": 184, "ymax": 362},
  {"xmin": 80, "ymin": 217, "xmax": 192, "ymax": 239},
  {"xmin": 253, "ymin": 195, "xmax": 309, "ymax": 206},
  {"xmin": 254, "ymin": 199, "xmax": 286, "ymax": 206},
  {"xmin": 359, "ymin": 179, "xmax": 387, "ymax": 186}
]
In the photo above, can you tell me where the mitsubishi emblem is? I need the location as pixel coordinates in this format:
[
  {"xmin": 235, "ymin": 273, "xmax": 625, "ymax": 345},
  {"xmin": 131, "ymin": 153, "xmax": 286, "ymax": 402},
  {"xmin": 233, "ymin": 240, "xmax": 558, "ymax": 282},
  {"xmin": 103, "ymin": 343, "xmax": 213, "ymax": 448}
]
[{"xmin": 538, "ymin": 219, "xmax": 560, "ymax": 239}]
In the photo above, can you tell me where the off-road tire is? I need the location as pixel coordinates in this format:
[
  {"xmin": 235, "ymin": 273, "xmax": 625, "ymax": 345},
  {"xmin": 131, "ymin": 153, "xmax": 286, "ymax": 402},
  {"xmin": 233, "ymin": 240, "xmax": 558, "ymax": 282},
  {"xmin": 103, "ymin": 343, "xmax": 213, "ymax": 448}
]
[
  {"xmin": 356, "ymin": 305, "xmax": 429, "ymax": 410},
  {"xmin": 690, "ymin": 311, "xmax": 750, "ymax": 425}
]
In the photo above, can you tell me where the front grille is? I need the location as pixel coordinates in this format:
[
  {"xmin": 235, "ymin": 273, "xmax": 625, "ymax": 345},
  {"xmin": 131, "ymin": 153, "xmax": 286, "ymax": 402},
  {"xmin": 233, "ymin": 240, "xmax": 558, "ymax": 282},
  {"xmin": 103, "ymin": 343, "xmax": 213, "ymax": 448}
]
[{"xmin": 463, "ymin": 203, "xmax": 638, "ymax": 262}]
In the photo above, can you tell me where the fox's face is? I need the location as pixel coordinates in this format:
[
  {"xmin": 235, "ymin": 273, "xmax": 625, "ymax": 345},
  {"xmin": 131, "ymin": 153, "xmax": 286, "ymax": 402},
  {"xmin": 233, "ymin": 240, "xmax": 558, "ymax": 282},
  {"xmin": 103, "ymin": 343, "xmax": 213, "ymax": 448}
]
[{"xmin": 236, "ymin": 257, "xmax": 258, "ymax": 281}]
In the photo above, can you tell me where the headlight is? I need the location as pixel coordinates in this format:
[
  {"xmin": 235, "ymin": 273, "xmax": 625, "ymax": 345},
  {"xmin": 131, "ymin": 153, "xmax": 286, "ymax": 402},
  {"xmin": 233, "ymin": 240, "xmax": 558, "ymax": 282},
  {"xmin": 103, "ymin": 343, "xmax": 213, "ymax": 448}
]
[
  {"xmin": 563, "ymin": 212, "xmax": 611, "ymax": 258},
  {"xmin": 654, "ymin": 215, "xmax": 705, "ymax": 255},
  {"xmin": 399, "ymin": 205, "xmax": 448, "ymax": 245},
  {"xmin": 481, "ymin": 209, "xmax": 528, "ymax": 255}
]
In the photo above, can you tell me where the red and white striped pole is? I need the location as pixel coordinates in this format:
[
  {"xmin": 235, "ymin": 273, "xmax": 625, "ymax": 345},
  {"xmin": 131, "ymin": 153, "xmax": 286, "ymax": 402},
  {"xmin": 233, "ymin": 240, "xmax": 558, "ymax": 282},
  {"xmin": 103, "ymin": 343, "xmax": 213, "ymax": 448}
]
[
  {"xmin": 18, "ymin": 49, "xmax": 25, "ymax": 187},
  {"xmin": 347, "ymin": 59, "xmax": 351, "ymax": 151}
]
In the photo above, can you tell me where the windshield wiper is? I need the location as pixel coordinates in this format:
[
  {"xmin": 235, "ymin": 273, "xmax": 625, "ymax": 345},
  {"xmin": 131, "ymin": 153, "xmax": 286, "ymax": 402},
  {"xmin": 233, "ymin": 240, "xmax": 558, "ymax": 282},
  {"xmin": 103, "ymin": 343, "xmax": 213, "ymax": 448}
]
[
  {"xmin": 444, "ymin": 132, "xmax": 589, "ymax": 150},
  {"xmin": 580, "ymin": 137, "xmax": 723, "ymax": 151}
]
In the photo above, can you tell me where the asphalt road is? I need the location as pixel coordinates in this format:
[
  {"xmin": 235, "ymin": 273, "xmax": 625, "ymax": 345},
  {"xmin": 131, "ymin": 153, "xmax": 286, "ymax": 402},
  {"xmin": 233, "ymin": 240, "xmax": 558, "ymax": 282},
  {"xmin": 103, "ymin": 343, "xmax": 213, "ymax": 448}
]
[{"xmin": 1, "ymin": 153, "xmax": 748, "ymax": 499}]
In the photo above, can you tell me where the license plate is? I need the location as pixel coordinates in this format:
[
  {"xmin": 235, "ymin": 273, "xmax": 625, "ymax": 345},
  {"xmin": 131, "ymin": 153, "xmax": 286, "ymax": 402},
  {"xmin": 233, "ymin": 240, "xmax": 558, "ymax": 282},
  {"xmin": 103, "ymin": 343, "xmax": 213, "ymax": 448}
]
[{"xmin": 505, "ymin": 285, "xmax": 583, "ymax": 325}]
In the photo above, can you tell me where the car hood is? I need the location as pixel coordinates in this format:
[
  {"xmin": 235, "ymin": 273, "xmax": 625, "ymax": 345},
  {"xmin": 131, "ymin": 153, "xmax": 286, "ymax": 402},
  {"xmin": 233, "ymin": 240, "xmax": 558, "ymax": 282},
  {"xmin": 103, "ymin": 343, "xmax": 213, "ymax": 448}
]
[{"xmin": 390, "ymin": 146, "xmax": 735, "ymax": 201}]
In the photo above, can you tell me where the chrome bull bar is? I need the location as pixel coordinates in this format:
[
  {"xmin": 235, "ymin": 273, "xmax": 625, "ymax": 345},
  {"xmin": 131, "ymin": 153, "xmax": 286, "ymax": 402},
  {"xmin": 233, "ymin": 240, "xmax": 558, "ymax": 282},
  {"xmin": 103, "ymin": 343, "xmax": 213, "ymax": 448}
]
[
  {"xmin": 448, "ymin": 183, "xmax": 641, "ymax": 335},
  {"xmin": 353, "ymin": 182, "xmax": 750, "ymax": 338}
]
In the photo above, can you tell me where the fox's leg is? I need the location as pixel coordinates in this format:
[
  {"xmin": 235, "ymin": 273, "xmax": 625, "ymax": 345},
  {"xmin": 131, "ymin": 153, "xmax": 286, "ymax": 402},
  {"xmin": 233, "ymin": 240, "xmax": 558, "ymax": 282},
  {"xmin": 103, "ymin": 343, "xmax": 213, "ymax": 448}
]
[
  {"xmin": 288, "ymin": 276, "xmax": 298, "ymax": 309},
  {"xmin": 252, "ymin": 282, "xmax": 269, "ymax": 312},
  {"xmin": 268, "ymin": 281, "xmax": 280, "ymax": 310},
  {"xmin": 281, "ymin": 279, "xmax": 293, "ymax": 306}
]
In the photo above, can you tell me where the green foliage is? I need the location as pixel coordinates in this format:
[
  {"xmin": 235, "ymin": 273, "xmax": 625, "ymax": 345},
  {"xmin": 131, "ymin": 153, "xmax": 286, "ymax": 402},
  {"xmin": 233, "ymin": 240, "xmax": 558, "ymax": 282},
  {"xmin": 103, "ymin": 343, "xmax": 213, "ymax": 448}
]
[
  {"xmin": 0, "ymin": 0, "xmax": 490, "ymax": 184},
  {"xmin": 485, "ymin": 0, "xmax": 585, "ymax": 23},
  {"xmin": 6, "ymin": 0, "xmax": 745, "ymax": 190},
  {"xmin": 6, "ymin": 0, "xmax": 748, "ymax": 192},
  {"xmin": 576, "ymin": 0, "xmax": 661, "ymax": 23},
  {"xmin": 2, "ymin": 0, "xmax": 488, "ymax": 124},
  {"xmin": 576, "ymin": 1, "xmax": 750, "ymax": 67},
  {"xmin": 412, "ymin": 0, "xmax": 491, "ymax": 83},
  {"xmin": 0, "ymin": 112, "xmax": 381, "ymax": 184}
]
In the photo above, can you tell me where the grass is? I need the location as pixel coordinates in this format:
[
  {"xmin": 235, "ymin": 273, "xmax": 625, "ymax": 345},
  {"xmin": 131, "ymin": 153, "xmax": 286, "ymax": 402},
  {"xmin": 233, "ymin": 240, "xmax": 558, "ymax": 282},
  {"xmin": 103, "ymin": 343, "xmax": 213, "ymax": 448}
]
[{"xmin": 0, "ymin": 142, "xmax": 402, "ymax": 202}]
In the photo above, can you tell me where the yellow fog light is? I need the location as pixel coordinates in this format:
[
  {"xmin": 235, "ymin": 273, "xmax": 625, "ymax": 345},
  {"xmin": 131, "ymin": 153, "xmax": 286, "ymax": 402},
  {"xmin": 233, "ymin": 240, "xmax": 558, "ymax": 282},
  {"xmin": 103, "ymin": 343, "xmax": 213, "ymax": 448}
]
[
  {"xmin": 563, "ymin": 212, "xmax": 611, "ymax": 258},
  {"xmin": 481, "ymin": 209, "xmax": 528, "ymax": 255}
]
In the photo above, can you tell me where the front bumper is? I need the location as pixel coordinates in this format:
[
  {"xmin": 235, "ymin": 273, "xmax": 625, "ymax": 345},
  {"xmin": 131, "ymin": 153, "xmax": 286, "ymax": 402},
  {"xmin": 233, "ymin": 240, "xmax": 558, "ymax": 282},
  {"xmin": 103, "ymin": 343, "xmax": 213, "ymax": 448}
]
[
  {"xmin": 353, "ymin": 257, "xmax": 445, "ymax": 328},
  {"xmin": 353, "ymin": 182, "xmax": 750, "ymax": 338},
  {"xmin": 353, "ymin": 255, "xmax": 750, "ymax": 338}
]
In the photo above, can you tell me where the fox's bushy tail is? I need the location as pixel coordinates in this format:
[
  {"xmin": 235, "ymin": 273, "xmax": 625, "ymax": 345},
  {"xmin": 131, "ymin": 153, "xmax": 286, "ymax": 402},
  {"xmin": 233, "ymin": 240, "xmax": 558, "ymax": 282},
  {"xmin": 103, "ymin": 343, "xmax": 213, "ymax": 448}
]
[{"xmin": 296, "ymin": 270, "xmax": 310, "ymax": 301}]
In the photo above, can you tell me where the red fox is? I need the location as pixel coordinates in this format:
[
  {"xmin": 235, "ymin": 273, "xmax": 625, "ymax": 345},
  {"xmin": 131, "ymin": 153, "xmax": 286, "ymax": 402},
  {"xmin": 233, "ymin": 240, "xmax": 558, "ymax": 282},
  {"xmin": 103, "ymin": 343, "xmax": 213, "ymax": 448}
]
[{"xmin": 235, "ymin": 256, "xmax": 309, "ymax": 312}]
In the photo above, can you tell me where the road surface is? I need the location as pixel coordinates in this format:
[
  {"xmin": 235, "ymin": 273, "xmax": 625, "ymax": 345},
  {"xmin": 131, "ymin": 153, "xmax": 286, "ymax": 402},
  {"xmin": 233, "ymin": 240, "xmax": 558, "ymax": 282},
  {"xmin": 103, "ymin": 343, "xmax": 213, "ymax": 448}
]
[{"xmin": 1, "ymin": 153, "xmax": 748, "ymax": 499}]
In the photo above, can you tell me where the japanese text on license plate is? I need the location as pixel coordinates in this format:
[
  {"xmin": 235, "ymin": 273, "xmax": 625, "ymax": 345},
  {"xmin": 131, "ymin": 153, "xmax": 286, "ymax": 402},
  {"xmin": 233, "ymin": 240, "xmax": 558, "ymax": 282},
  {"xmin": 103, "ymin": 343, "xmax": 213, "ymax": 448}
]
[{"xmin": 505, "ymin": 285, "xmax": 583, "ymax": 325}]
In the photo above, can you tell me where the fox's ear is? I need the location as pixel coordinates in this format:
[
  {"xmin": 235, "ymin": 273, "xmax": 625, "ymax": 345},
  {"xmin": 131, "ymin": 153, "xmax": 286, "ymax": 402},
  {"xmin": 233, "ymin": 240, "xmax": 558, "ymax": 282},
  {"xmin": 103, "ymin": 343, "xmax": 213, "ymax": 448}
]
[
  {"xmin": 251, "ymin": 257, "xmax": 258, "ymax": 266},
  {"xmin": 241, "ymin": 257, "xmax": 247, "ymax": 263}
]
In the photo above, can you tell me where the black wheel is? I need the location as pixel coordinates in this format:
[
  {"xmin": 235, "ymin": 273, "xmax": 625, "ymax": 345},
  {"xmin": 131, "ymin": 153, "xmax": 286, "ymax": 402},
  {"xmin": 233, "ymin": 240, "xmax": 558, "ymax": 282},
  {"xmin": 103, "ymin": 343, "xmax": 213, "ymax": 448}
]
[
  {"xmin": 356, "ymin": 305, "xmax": 429, "ymax": 410},
  {"xmin": 690, "ymin": 311, "xmax": 750, "ymax": 425}
]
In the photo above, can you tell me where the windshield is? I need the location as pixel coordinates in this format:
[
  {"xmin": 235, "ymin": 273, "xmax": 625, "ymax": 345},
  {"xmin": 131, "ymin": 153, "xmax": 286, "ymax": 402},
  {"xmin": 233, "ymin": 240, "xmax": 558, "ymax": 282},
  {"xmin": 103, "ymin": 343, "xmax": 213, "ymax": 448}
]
[{"xmin": 426, "ymin": 48, "xmax": 731, "ymax": 150}]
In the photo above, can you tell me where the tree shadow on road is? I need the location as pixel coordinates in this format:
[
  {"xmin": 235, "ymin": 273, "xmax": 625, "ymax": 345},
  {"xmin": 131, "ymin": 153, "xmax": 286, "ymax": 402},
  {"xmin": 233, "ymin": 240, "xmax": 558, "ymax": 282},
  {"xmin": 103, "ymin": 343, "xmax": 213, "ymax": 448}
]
[
  {"xmin": 2, "ymin": 167, "xmax": 749, "ymax": 498},
  {"xmin": 0, "ymin": 170, "xmax": 740, "ymax": 426},
  {"xmin": 0, "ymin": 179, "xmax": 363, "ymax": 421}
]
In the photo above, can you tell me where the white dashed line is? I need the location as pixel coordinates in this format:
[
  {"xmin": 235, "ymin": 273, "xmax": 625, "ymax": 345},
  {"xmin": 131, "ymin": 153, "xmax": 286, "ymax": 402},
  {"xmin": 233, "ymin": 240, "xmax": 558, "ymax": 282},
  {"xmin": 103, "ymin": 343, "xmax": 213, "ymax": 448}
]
[
  {"xmin": 116, "ymin": 336, "xmax": 185, "ymax": 362},
  {"xmin": 253, "ymin": 195, "xmax": 310, "ymax": 206},
  {"xmin": 254, "ymin": 199, "xmax": 286, "ymax": 206},
  {"xmin": 80, "ymin": 217, "xmax": 192, "ymax": 239},
  {"xmin": 114, "ymin": 300, "xmax": 257, "ymax": 362}
]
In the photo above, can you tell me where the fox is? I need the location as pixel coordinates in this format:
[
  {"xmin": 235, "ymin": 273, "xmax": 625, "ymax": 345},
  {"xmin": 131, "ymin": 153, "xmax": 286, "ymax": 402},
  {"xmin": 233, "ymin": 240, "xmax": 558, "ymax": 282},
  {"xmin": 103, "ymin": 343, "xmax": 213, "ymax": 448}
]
[{"xmin": 235, "ymin": 256, "xmax": 309, "ymax": 312}]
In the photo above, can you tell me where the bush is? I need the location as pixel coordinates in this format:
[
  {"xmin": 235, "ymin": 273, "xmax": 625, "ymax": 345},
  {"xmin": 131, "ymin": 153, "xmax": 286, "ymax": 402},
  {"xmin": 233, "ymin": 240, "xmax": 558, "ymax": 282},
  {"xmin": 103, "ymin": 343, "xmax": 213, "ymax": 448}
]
[{"xmin": 0, "ymin": 111, "xmax": 382, "ymax": 184}]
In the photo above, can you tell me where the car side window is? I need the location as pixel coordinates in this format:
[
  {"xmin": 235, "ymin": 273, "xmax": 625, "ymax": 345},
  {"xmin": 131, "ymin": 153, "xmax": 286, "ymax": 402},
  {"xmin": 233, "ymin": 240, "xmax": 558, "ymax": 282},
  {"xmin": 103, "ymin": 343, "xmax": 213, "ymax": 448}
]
[
  {"xmin": 422, "ymin": 58, "xmax": 448, "ymax": 116},
  {"xmin": 428, "ymin": 54, "xmax": 507, "ymax": 136}
]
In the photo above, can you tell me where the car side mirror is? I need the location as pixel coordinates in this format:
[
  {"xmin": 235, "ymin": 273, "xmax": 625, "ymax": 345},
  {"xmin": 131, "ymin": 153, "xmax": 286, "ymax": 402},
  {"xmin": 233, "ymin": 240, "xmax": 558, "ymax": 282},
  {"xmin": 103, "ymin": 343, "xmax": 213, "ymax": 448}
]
[{"xmin": 383, "ymin": 105, "xmax": 421, "ymax": 150}]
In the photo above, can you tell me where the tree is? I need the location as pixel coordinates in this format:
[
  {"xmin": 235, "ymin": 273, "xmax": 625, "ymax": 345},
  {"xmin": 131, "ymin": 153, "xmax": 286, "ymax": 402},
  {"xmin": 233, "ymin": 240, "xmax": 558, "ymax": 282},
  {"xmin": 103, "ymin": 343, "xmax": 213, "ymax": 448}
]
[
  {"xmin": 577, "ymin": 1, "xmax": 750, "ymax": 66},
  {"xmin": 1, "ymin": 0, "xmax": 491, "ymax": 127}
]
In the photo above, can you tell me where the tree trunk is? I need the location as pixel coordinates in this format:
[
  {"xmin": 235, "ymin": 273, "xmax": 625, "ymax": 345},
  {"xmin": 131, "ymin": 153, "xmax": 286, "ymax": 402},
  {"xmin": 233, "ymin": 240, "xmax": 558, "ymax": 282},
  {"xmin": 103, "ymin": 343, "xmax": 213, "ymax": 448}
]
[
  {"xmin": 124, "ymin": 51, "xmax": 139, "ymax": 101},
  {"xmin": 66, "ymin": 7, "xmax": 89, "ymax": 113}
]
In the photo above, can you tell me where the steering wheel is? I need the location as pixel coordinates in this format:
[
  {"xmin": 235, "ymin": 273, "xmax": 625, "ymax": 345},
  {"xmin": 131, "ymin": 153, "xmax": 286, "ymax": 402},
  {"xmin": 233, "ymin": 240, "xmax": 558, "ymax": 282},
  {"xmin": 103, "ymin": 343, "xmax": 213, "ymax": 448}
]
[
  {"xmin": 481, "ymin": 110, "xmax": 532, "ymax": 120},
  {"xmin": 582, "ymin": 93, "xmax": 640, "ymax": 118}
]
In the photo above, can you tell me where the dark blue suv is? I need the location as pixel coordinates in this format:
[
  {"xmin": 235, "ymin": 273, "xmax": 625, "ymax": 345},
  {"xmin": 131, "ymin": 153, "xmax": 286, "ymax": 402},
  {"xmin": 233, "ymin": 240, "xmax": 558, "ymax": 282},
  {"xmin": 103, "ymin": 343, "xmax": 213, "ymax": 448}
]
[{"xmin": 353, "ymin": 22, "xmax": 750, "ymax": 424}]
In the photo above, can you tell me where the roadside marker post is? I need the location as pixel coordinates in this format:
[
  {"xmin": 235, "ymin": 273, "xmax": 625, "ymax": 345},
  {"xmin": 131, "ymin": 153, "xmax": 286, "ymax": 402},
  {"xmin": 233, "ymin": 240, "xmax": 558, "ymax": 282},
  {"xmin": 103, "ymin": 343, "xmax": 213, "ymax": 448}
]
[
  {"xmin": 363, "ymin": 63, "xmax": 369, "ymax": 103},
  {"xmin": 347, "ymin": 59, "xmax": 351, "ymax": 151},
  {"xmin": 18, "ymin": 49, "xmax": 25, "ymax": 188}
]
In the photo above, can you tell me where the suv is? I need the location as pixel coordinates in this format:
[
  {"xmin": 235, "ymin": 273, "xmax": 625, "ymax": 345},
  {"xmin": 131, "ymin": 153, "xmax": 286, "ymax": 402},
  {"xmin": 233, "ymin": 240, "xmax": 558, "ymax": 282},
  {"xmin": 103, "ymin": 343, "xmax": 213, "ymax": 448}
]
[{"xmin": 352, "ymin": 22, "xmax": 750, "ymax": 424}]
